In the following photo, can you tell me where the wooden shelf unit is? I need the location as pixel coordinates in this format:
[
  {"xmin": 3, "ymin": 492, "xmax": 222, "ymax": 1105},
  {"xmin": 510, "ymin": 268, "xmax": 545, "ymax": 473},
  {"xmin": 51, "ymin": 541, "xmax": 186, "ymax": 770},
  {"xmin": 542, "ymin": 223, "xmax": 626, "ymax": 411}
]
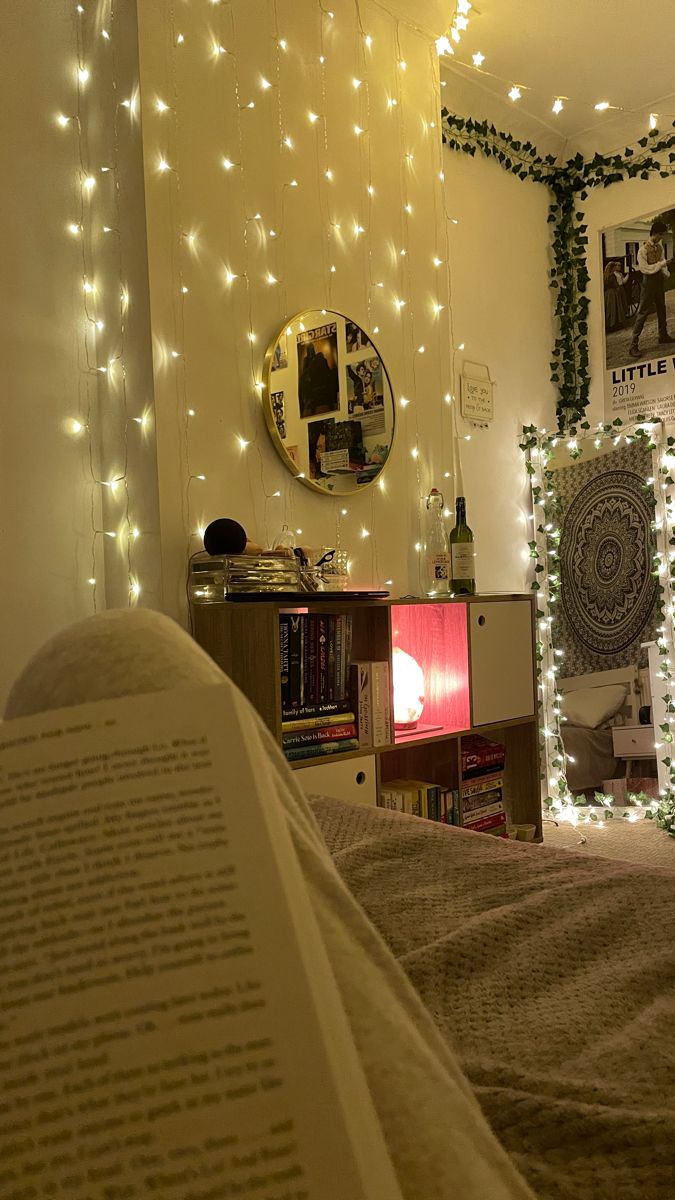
[{"xmin": 192, "ymin": 593, "xmax": 542, "ymax": 839}]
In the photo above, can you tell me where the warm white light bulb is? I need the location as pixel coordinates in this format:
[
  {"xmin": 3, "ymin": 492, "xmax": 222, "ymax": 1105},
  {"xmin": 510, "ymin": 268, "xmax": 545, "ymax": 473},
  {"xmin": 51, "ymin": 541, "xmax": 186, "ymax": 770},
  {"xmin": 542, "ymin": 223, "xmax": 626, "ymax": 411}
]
[
  {"xmin": 266, "ymin": 272, "xmax": 277, "ymax": 284},
  {"xmin": 508, "ymin": 85, "xmax": 522, "ymax": 102},
  {"xmin": 399, "ymin": 396, "xmax": 410, "ymax": 407},
  {"xmin": 83, "ymin": 175, "xmax": 96, "ymax": 191},
  {"xmin": 594, "ymin": 100, "xmax": 610, "ymax": 111},
  {"xmin": 352, "ymin": 78, "xmax": 362, "ymax": 89},
  {"xmin": 68, "ymin": 222, "xmax": 81, "ymax": 235},
  {"xmin": 283, "ymin": 136, "xmax": 293, "ymax": 149},
  {"xmin": 156, "ymin": 98, "xmax": 168, "ymax": 112},
  {"xmin": 435, "ymin": 35, "xmax": 453, "ymax": 56},
  {"xmin": 279, "ymin": 38, "xmax": 287, "ymax": 50},
  {"xmin": 308, "ymin": 111, "xmax": 319, "ymax": 123},
  {"xmin": 354, "ymin": 124, "xmax": 363, "ymax": 136},
  {"xmin": 57, "ymin": 113, "xmax": 70, "ymax": 127},
  {"xmin": 237, "ymin": 436, "xmax": 249, "ymax": 450},
  {"xmin": 325, "ymin": 168, "xmax": 333, "ymax": 180},
  {"xmin": 364, "ymin": 34, "xmax": 372, "ymax": 47},
  {"xmin": 650, "ymin": 112, "xmax": 658, "ymax": 130},
  {"xmin": 472, "ymin": 50, "xmax": 484, "ymax": 66},
  {"xmin": 222, "ymin": 157, "xmax": 235, "ymax": 170},
  {"xmin": 261, "ymin": 77, "xmax": 272, "ymax": 90},
  {"xmin": 78, "ymin": 67, "xmax": 90, "ymax": 84},
  {"xmin": 552, "ymin": 98, "xmax": 564, "ymax": 114}
]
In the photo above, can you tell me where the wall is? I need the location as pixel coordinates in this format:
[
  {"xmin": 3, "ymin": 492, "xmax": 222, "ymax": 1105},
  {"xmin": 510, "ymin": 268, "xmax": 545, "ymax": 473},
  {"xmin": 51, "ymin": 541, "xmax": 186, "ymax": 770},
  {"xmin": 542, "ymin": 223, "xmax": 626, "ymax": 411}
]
[
  {"xmin": 2, "ymin": 1, "xmax": 101, "ymax": 706},
  {"xmin": 136, "ymin": 0, "xmax": 460, "ymax": 617},
  {"xmin": 440, "ymin": 72, "xmax": 558, "ymax": 592}
]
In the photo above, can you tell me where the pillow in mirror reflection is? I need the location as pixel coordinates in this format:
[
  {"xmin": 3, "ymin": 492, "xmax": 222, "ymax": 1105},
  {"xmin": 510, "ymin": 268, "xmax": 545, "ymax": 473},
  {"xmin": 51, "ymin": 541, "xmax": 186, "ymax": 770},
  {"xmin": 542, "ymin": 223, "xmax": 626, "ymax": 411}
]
[{"xmin": 392, "ymin": 646, "xmax": 425, "ymax": 728}]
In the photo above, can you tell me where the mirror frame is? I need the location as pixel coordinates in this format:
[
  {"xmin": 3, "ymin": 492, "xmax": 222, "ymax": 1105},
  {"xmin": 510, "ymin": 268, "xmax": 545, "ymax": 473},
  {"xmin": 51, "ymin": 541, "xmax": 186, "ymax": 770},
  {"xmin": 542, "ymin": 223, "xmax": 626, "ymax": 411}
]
[
  {"xmin": 521, "ymin": 417, "xmax": 673, "ymax": 822},
  {"xmin": 261, "ymin": 308, "xmax": 396, "ymax": 496}
]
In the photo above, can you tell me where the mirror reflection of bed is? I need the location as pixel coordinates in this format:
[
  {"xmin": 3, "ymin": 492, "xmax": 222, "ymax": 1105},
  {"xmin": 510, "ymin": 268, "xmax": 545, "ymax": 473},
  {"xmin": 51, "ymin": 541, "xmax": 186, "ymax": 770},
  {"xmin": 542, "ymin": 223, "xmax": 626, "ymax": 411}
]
[{"xmin": 559, "ymin": 666, "xmax": 656, "ymax": 799}]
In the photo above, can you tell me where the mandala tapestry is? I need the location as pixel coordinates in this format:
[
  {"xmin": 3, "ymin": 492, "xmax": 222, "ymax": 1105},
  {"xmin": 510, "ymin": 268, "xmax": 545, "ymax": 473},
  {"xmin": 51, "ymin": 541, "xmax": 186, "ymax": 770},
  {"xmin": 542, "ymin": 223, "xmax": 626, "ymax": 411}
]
[{"xmin": 554, "ymin": 442, "xmax": 658, "ymax": 676}]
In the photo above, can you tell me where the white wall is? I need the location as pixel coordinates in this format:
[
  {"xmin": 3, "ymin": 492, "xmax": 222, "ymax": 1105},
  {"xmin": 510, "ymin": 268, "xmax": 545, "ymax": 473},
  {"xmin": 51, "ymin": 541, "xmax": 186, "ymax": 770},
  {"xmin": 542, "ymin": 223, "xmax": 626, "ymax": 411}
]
[
  {"xmin": 1, "ymin": 1, "xmax": 99, "ymax": 705},
  {"xmin": 0, "ymin": 0, "xmax": 164, "ymax": 706},
  {"xmin": 440, "ymin": 74, "xmax": 558, "ymax": 591}
]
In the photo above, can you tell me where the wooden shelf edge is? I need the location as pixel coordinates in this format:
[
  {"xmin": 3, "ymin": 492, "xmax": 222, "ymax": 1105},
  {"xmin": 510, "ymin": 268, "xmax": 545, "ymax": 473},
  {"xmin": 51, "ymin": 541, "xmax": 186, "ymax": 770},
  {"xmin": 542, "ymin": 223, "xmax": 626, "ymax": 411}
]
[{"xmin": 288, "ymin": 715, "xmax": 538, "ymax": 768}]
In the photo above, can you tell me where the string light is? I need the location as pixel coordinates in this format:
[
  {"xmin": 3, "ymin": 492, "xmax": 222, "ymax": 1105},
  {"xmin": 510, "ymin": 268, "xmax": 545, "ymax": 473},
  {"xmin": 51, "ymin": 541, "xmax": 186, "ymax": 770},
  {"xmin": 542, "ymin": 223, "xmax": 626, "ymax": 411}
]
[
  {"xmin": 508, "ymin": 85, "xmax": 522, "ymax": 102},
  {"xmin": 57, "ymin": 0, "xmax": 462, "ymax": 602},
  {"xmin": 552, "ymin": 98, "xmax": 564, "ymax": 115}
]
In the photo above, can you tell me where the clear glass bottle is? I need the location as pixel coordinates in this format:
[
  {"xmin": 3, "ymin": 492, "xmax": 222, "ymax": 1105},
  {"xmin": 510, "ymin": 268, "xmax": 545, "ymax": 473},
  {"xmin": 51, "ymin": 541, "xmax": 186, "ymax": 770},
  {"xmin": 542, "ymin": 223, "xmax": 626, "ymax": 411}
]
[
  {"xmin": 450, "ymin": 496, "xmax": 475, "ymax": 595},
  {"xmin": 422, "ymin": 488, "xmax": 450, "ymax": 595}
]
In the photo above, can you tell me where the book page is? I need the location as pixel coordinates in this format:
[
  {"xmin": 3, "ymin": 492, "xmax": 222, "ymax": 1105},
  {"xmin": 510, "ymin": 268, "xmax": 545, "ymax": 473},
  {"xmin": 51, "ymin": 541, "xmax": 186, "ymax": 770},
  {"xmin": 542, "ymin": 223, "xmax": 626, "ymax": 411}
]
[{"xmin": 0, "ymin": 684, "xmax": 401, "ymax": 1200}]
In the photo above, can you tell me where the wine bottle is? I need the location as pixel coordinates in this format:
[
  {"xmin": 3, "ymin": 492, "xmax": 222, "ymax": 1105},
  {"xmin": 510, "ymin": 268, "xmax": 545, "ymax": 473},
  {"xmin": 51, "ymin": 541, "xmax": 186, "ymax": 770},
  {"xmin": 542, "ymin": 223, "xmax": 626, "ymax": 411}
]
[{"xmin": 450, "ymin": 496, "xmax": 475, "ymax": 595}]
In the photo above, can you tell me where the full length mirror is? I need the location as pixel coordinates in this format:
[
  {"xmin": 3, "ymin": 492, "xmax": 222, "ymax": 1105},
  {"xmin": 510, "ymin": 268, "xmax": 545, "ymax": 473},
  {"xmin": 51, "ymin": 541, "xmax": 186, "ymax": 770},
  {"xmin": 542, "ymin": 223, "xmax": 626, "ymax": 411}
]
[
  {"xmin": 262, "ymin": 309, "xmax": 395, "ymax": 495},
  {"xmin": 527, "ymin": 422, "xmax": 666, "ymax": 813}
]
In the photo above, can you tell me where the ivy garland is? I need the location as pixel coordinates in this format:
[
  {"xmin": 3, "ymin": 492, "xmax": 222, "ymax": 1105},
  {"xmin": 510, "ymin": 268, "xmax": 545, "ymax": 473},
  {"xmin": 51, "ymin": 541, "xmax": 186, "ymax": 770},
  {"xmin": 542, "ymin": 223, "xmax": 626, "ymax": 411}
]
[{"xmin": 441, "ymin": 109, "xmax": 675, "ymax": 428}]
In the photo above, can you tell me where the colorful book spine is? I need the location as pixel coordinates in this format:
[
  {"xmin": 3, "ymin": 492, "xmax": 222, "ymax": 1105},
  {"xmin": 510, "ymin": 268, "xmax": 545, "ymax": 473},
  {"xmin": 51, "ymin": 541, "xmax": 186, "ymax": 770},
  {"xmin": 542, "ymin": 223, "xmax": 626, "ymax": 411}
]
[
  {"xmin": 371, "ymin": 661, "xmax": 392, "ymax": 746},
  {"xmin": 464, "ymin": 811, "xmax": 507, "ymax": 835},
  {"xmin": 461, "ymin": 772, "xmax": 505, "ymax": 800},
  {"xmin": 282, "ymin": 700, "xmax": 353, "ymax": 722},
  {"xmin": 284, "ymin": 738, "xmax": 360, "ymax": 762},
  {"xmin": 326, "ymin": 616, "xmax": 336, "ymax": 703},
  {"xmin": 279, "ymin": 616, "xmax": 290, "ymax": 710},
  {"xmin": 351, "ymin": 662, "xmax": 372, "ymax": 747},
  {"xmin": 282, "ymin": 722, "xmax": 358, "ymax": 748},
  {"xmin": 462, "ymin": 801, "xmax": 504, "ymax": 824},
  {"xmin": 462, "ymin": 785, "xmax": 504, "ymax": 815},
  {"xmin": 461, "ymin": 735, "xmax": 506, "ymax": 779},
  {"xmin": 287, "ymin": 615, "xmax": 303, "ymax": 710},
  {"xmin": 282, "ymin": 711, "xmax": 356, "ymax": 732},
  {"xmin": 379, "ymin": 786, "xmax": 406, "ymax": 812}
]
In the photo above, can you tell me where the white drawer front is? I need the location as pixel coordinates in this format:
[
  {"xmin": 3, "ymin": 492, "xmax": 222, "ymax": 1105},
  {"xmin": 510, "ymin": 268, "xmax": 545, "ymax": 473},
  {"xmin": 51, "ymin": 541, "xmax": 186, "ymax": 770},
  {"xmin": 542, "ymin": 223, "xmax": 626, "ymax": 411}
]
[
  {"xmin": 469, "ymin": 600, "xmax": 535, "ymax": 726},
  {"xmin": 294, "ymin": 754, "xmax": 377, "ymax": 806},
  {"xmin": 612, "ymin": 725, "xmax": 655, "ymax": 758}
]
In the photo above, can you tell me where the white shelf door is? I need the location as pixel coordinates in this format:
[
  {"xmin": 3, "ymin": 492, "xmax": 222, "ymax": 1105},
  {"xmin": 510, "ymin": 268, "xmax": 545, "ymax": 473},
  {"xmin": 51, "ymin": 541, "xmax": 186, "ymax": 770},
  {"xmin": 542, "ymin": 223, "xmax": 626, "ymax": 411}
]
[{"xmin": 469, "ymin": 600, "xmax": 535, "ymax": 727}]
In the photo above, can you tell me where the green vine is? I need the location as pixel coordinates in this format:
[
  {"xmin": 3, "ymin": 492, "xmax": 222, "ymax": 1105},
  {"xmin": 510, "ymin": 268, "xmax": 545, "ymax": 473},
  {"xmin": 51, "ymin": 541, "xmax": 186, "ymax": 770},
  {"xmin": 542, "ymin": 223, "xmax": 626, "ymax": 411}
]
[{"xmin": 442, "ymin": 111, "xmax": 675, "ymax": 428}]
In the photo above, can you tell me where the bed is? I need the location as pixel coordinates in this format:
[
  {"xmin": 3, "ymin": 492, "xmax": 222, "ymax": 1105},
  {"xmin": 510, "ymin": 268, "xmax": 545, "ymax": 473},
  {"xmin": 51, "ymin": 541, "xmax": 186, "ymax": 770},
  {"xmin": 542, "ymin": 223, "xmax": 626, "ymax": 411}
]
[
  {"xmin": 311, "ymin": 795, "xmax": 675, "ymax": 1200},
  {"xmin": 558, "ymin": 666, "xmax": 641, "ymax": 793}
]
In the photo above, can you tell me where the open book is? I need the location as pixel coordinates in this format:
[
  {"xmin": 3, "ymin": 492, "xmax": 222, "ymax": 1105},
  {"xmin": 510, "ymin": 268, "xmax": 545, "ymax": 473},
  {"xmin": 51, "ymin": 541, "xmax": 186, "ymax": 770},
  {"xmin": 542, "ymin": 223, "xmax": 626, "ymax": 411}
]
[{"xmin": 0, "ymin": 684, "xmax": 402, "ymax": 1199}]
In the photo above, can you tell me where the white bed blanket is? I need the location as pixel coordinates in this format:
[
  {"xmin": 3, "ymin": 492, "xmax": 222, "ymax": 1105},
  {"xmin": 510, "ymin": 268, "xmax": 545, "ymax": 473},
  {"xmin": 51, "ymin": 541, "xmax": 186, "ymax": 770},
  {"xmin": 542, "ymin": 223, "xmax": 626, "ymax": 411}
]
[{"xmin": 311, "ymin": 797, "xmax": 675, "ymax": 1200}]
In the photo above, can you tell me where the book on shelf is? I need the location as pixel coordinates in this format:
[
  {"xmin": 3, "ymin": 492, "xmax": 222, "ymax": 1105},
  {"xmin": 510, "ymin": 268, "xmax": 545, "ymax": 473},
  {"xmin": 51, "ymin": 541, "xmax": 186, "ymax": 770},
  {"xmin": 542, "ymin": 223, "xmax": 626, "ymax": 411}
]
[
  {"xmin": 0, "ymin": 684, "xmax": 402, "ymax": 1198},
  {"xmin": 282, "ymin": 721, "xmax": 358, "ymax": 748},
  {"xmin": 463, "ymin": 810, "xmax": 508, "ymax": 836},
  {"xmin": 280, "ymin": 612, "xmax": 353, "ymax": 714},
  {"xmin": 381, "ymin": 779, "xmax": 443, "ymax": 821},
  {"xmin": 462, "ymin": 784, "xmax": 505, "ymax": 817},
  {"xmin": 281, "ymin": 709, "xmax": 356, "ymax": 732},
  {"xmin": 351, "ymin": 661, "xmax": 393, "ymax": 748},
  {"xmin": 461, "ymin": 734, "xmax": 506, "ymax": 780},
  {"xmin": 285, "ymin": 738, "xmax": 360, "ymax": 762}
]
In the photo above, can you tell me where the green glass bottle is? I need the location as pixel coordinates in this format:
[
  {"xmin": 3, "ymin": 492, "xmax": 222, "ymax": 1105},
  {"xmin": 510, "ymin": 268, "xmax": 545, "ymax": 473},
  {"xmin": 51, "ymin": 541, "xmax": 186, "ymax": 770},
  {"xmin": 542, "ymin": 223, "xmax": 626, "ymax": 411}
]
[{"xmin": 450, "ymin": 496, "xmax": 475, "ymax": 595}]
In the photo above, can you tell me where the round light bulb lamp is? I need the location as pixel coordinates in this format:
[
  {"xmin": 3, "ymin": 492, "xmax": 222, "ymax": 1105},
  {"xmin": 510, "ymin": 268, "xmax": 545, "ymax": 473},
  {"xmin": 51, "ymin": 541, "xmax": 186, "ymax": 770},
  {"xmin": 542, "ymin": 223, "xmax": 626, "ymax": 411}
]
[{"xmin": 392, "ymin": 646, "xmax": 425, "ymax": 730}]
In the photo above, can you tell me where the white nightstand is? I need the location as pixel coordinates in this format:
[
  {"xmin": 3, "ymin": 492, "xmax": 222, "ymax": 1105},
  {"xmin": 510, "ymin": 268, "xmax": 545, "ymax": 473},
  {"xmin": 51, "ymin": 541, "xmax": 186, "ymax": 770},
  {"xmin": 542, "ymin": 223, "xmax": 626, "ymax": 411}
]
[{"xmin": 612, "ymin": 724, "xmax": 656, "ymax": 777}]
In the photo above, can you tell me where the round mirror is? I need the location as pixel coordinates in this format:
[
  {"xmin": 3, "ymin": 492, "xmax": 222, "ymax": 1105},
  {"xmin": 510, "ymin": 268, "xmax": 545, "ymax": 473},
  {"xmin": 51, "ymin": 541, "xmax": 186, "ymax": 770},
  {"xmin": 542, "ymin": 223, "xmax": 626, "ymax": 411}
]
[{"xmin": 262, "ymin": 309, "xmax": 395, "ymax": 495}]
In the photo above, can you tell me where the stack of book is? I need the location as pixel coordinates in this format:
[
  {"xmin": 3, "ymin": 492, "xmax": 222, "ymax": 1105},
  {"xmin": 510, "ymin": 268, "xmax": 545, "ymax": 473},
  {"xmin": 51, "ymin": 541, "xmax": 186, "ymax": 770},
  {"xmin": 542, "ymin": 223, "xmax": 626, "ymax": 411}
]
[
  {"xmin": 380, "ymin": 779, "xmax": 458, "ymax": 823},
  {"xmin": 351, "ymin": 660, "xmax": 393, "ymax": 748},
  {"xmin": 460, "ymin": 735, "xmax": 507, "ymax": 837},
  {"xmin": 280, "ymin": 613, "xmax": 358, "ymax": 761}
]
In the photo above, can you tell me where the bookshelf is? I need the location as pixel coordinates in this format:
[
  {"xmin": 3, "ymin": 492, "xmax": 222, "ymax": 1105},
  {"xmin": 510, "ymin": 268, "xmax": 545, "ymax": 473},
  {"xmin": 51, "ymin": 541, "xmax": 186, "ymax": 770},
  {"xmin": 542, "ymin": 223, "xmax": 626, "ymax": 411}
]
[{"xmin": 192, "ymin": 593, "xmax": 542, "ymax": 839}]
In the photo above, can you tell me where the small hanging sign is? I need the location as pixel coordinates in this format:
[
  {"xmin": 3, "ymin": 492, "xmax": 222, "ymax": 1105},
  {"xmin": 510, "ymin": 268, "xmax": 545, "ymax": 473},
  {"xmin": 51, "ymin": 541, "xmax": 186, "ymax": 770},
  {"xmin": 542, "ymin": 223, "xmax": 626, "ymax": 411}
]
[{"xmin": 460, "ymin": 365, "xmax": 494, "ymax": 423}]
